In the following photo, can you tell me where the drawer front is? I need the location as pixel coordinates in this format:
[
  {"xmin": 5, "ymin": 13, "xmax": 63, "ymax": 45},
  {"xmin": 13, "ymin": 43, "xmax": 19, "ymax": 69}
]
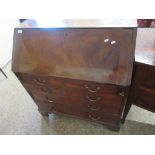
[
  {"xmin": 13, "ymin": 28, "xmax": 135, "ymax": 86},
  {"xmin": 28, "ymin": 89, "xmax": 123, "ymax": 115},
  {"xmin": 36, "ymin": 101, "xmax": 120, "ymax": 125},
  {"xmin": 17, "ymin": 72, "xmax": 126, "ymax": 97},
  {"xmin": 18, "ymin": 74, "xmax": 125, "ymax": 115}
]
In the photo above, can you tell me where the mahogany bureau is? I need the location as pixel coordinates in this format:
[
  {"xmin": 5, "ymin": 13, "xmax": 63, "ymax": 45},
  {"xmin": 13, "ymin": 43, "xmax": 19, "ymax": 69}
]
[{"xmin": 12, "ymin": 19, "xmax": 137, "ymax": 131}]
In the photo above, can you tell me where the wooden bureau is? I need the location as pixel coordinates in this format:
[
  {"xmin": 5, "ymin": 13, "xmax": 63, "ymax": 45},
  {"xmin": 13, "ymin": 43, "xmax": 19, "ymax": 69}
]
[{"xmin": 12, "ymin": 19, "xmax": 137, "ymax": 131}]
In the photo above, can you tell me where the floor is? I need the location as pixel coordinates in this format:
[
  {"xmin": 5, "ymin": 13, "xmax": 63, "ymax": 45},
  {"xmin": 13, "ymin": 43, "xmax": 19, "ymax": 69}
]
[
  {"xmin": 0, "ymin": 62, "xmax": 155, "ymax": 135},
  {"xmin": 0, "ymin": 20, "xmax": 19, "ymax": 68}
]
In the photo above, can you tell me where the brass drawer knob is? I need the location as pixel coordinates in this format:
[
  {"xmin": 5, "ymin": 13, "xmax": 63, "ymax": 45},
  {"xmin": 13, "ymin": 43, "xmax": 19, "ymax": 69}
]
[
  {"xmin": 86, "ymin": 95, "xmax": 101, "ymax": 102},
  {"xmin": 45, "ymin": 96, "xmax": 53, "ymax": 103},
  {"xmin": 89, "ymin": 114, "xmax": 100, "ymax": 121},
  {"xmin": 33, "ymin": 78, "xmax": 46, "ymax": 85},
  {"xmin": 84, "ymin": 85, "xmax": 100, "ymax": 93},
  {"xmin": 88, "ymin": 105, "xmax": 100, "ymax": 111}
]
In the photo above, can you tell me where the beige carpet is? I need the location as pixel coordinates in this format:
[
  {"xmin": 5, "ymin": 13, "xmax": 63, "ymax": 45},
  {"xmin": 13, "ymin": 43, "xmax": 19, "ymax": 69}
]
[{"xmin": 0, "ymin": 62, "xmax": 155, "ymax": 135}]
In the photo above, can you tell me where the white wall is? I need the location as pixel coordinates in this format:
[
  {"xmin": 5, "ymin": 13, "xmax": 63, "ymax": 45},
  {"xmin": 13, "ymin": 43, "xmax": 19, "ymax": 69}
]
[{"xmin": 0, "ymin": 20, "xmax": 19, "ymax": 68}]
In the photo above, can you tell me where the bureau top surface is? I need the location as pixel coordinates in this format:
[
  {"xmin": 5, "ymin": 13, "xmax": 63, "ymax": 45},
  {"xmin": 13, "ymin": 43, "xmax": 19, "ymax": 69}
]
[
  {"xmin": 17, "ymin": 19, "xmax": 137, "ymax": 28},
  {"xmin": 135, "ymin": 28, "xmax": 155, "ymax": 66}
]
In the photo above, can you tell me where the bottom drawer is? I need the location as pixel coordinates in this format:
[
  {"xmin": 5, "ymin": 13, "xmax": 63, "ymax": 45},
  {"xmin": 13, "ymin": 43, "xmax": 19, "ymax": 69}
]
[{"xmin": 36, "ymin": 101, "xmax": 120, "ymax": 125}]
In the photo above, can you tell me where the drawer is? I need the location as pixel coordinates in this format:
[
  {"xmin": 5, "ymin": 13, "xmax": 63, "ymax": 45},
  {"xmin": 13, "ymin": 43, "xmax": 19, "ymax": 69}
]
[
  {"xmin": 17, "ymin": 73, "xmax": 125, "ymax": 115},
  {"xmin": 24, "ymin": 83, "xmax": 123, "ymax": 115},
  {"xmin": 21, "ymin": 80, "xmax": 109, "ymax": 97},
  {"xmin": 17, "ymin": 72, "xmax": 126, "ymax": 97},
  {"xmin": 36, "ymin": 101, "xmax": 120, "ymax": 125},
  {"xmin": 135, "ymin": 88, "xmax": 155, "ymax": 112}
]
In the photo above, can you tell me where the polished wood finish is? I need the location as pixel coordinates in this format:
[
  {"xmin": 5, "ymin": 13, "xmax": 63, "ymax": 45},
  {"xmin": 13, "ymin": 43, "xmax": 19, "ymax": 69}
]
[
  {"xmin": 122, "ymin": 28, "xmax": 155, "ymax": 123},
  {"xmin": 135, "ymin": 28, "xmax": 155, "ymax": 66},
  {"xmin": 16, "ymin": 72, "xmax": 125, "ymax": 131},
  {"xmin": 12, "ymin": 28, "xmax": 136, "ymax": 86},
  {"xmin": 16, "ymin": 72, "xmax": 126, "ymax": 115},
  {"xmin": 12, "ymin": 20, "xmax": 137, "ymax": 131}
]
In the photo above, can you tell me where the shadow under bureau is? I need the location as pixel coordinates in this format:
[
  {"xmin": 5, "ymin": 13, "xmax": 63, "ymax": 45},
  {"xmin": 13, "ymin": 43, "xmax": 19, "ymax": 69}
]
[{"xmin": 12, "ymin": 19, "xmax": 137, "ymax": 131}]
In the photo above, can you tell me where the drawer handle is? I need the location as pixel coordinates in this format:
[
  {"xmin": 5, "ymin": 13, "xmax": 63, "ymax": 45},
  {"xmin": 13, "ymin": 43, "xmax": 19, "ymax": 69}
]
[
  {"xmin": 89, "ymin": 114, "xmax": 100, "ymax": 121},
  {"xmin": 33, "ymin": 78, "xmax": 46, "ymax": 85},
  {"xmin": 86, "ymin": 96, "xmax": 101, "ymax": 102},
  {"xmin": 88, "ymin": 105, "xmax": 100, "ymax": 111},
  {"xmin": 45, "ymin": 97, "xmax": 53, "ymax": 103},
  {"xmin": 84, "ymin": 85, "xmax": 100, "ymax": 93}
]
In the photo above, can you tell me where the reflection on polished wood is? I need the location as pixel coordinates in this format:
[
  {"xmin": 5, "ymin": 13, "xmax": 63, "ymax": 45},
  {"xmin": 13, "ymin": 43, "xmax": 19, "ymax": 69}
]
[
  {"xmin": 12, "ymin": 27, "xmax": 136, "ymax": 86},
  {"xmin": 135, "ymin": 28, "xmax": 155, "ymax": 66}
]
